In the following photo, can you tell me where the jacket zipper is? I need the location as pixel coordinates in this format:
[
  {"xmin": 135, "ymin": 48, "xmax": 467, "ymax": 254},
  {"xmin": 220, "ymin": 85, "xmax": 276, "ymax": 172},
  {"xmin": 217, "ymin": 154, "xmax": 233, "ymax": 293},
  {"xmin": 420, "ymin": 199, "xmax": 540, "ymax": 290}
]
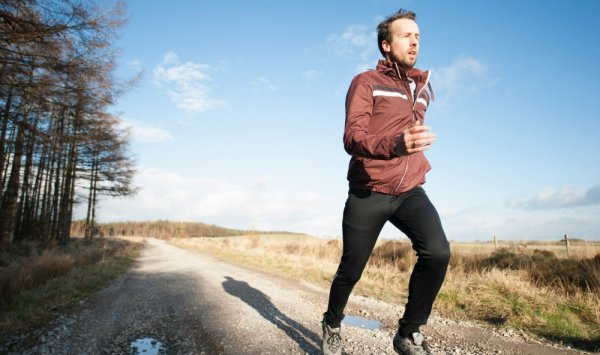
[{"xmin": 393, "ymin": 63, "xmax": 430, "ymax": 194}]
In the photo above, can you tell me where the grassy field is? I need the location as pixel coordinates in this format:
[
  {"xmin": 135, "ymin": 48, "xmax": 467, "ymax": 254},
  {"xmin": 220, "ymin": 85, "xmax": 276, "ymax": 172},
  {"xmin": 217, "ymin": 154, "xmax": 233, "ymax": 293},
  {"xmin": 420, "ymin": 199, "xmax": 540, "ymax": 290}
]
[
  {"xmin": 170, "ymin": 234, "xmax": 600, "ymax": 352},
  {"xmin": 447, "ymin": 240, "xmax": 600, "ymax": 259},
  {"xmin": 0, "ymin": 236, "xmax": 144, "ymax": 339}
]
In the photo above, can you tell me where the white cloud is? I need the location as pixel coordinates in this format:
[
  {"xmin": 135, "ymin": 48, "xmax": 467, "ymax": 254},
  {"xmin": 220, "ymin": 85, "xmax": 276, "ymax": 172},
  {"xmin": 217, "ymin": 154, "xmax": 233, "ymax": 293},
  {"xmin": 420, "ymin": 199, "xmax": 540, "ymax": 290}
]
[
  {"xmin": 73, "ymin": 167, "xmax": 600, "ymax": 241},
  {"xmin": 435, "ymin": 57, "xmax": 486, "ymax": 89},
  {"xmin": 252, "ymin": 76, "xmax": 279, "ymax": 91},
  {"xmin": 328, "ymin": 25, "xmax": 377, "ymax": 64},
  {"xmin": 163, "ymin": 51, "xmax": 178, "ymax": 65},
  {"xmin": 432, "ymin": 57, "xmax": 488, "ymax": 103},
  {"xmin": 508, "ymin": 184, "xmax": 600, "ymax": 210},
  {"xmin": 82, "ymin": 168, "xmax": 342, "ymax": 237},
  {"xmin": 120, "ymin": 119, "xmax": 174, "ymax": 143},
  {"xmin": 153, "ymin": 51, "xmax": 223, "ymax": 113},
  {"xmin": 437, "ymin": 203, "xmax": 600, "ymax": 241},
  {"xmin": 340, "ymin": 25, "xmax": 371, "ymax": 47}
]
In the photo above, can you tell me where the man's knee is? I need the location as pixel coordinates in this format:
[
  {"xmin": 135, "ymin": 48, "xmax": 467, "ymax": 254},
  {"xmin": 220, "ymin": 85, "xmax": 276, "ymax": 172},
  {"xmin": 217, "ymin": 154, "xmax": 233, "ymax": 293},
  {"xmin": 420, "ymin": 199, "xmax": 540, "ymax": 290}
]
[
  {"xmin": 433, "ymin": 246, "xmax": 451, "ymax": 266},
  {"xmin": 421, "ymin": 243, "xmax": 450, "ymax": 267}
]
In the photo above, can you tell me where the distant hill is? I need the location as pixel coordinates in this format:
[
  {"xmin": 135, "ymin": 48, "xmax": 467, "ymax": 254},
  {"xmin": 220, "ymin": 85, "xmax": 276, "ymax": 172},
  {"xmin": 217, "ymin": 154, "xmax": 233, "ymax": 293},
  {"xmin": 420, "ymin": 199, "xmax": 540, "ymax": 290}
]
[{"xmin": 71, "ymin": 220, "xmax": 303, "ymax": 239}]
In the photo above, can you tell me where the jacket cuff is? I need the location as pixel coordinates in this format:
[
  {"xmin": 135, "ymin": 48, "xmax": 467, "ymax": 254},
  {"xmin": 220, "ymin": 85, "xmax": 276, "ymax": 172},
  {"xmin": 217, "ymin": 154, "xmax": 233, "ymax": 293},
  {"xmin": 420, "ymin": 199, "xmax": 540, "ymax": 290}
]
[{"xmin": 394, "ymin": 134, "xmax": 408, "ymax": 156}]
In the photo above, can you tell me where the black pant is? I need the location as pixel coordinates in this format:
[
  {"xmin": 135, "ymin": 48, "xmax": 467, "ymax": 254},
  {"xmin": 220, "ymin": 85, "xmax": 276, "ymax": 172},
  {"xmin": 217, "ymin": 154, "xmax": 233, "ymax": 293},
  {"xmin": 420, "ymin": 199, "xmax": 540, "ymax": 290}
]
[{"xmin": 324, "ymin": 187, "xmax": 450, "ymax": 335}]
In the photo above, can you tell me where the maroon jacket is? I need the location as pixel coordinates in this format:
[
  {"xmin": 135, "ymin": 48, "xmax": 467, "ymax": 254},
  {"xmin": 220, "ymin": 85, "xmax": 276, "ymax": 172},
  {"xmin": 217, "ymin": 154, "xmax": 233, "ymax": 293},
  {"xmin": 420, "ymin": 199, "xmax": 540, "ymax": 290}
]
[{"xmin": 344, "ymin": 59, "xmax": 434, "ymax": 195}]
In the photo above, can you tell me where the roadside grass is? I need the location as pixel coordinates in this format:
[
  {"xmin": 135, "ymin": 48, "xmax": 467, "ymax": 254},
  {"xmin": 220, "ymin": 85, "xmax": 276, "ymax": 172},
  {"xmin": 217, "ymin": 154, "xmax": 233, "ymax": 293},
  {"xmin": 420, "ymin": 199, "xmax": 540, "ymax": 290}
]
[
  {"xmin": 170, "ymin": 235, "xmax": 600, "ymax": 352},
  {"xmin": 0, "ymin": 236, "xmax": 144, "ymax": 338},
  {"xmin": 451, "ymin": 241, "xmax": 600, "ymax": 259}
]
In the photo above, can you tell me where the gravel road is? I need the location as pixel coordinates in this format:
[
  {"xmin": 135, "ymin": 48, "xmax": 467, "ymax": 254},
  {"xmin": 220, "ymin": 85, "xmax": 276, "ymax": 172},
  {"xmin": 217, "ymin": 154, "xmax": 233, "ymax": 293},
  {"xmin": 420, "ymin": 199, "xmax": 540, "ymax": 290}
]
[{"xmin": 3, "ymin": 238, "xmax": 595, "ymax": 354}]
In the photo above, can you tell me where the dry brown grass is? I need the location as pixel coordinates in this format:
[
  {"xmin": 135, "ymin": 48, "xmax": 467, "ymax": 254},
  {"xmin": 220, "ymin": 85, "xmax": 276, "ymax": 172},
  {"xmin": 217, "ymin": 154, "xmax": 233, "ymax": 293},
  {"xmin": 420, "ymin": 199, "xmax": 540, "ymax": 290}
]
[
  {"xmin": 171, "ymin": 235, "xmax": 600, "ymax": 351},
  {"xmin": 0, "ymin": 236, "xmax": 144, "ymax": 337},
  {"xmin": 448, "ymin": 241, "xmax": 600, "ymax": 259}
]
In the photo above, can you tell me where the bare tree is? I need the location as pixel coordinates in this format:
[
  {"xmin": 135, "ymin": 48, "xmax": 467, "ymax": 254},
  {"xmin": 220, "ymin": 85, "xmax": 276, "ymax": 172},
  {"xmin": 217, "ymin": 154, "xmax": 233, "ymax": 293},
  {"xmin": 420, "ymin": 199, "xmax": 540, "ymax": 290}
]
[{"xmin": 0, "ymin": 0, "xmax": 136, "ymax": 250}]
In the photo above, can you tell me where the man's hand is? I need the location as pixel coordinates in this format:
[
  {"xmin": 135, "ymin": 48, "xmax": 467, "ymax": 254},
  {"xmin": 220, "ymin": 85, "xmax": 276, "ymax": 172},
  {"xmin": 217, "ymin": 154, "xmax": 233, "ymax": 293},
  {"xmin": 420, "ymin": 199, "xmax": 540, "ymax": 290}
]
[{"xmin": 401, "ymin": 120, "xmax": 436, "ymax": 154}]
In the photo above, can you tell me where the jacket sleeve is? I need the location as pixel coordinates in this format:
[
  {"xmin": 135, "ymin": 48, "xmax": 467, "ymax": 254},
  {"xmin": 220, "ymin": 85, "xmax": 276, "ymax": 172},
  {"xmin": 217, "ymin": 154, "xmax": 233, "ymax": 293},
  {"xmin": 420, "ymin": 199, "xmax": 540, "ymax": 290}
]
[{"xmin": 343, "ymin": 76, "xmax": 400, "ymax": 159}]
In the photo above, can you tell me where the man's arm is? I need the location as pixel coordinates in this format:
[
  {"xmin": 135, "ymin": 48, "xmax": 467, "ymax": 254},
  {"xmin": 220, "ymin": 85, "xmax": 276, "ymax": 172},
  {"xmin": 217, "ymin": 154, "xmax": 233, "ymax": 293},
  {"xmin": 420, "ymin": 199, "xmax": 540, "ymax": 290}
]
[
  {"xmin": 343, "ymin": 79, "xmax": 399, "ymax": 159},
  {"xmin": 343, "ymin": 77, "xmax": 435, "ymax": 159}
]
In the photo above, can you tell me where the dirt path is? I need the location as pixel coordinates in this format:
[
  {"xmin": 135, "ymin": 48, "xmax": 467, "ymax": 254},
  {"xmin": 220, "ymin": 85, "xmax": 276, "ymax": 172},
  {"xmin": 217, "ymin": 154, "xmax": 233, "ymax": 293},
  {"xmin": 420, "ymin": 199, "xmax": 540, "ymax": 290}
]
[{"xmin": 7, "ymin": 238, "xmax": 595, "ymax": 354}]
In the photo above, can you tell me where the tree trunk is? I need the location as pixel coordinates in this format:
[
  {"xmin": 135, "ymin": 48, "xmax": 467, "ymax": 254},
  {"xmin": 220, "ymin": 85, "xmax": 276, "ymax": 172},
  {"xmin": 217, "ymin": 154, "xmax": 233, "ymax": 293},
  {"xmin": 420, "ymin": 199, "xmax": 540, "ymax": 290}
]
[
  {"xmin": 31, "ymin": 138, "xmax": 48, "ymax": 237},
  {"xmin": 59, "ymin": 116, "xmax": 78, "ymax": 246},
  {"xmin": 90, "ymin": 154, "xmax": 99, "ymax": 237},
  {"xmin": 1, "ymin": 113, "xmax": 17, "ymax": 193},
  {"xmin": 40, "ymin": 145, "xmax": 55, "ymax": 244},
  {"xmin": 85, "ymin": 152, "xmax": 97, "ymax": 238},
  {"xmin": 0, "ymin": 121, "xmax": 25, "ymax": 249},
  {"xmin": 14, "ymin": 114, "xmax": 38, "ymax": 242},
  {"xmin": 0, "ymin": 89, "xmax": 13, "ymax": 185}
]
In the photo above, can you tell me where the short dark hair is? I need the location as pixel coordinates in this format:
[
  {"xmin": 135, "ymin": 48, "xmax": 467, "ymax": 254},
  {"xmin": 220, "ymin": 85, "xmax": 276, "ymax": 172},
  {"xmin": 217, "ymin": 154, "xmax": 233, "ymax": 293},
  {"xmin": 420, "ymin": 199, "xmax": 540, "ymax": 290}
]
[{"xmin": 377, "ymin": 9, "xmax": 417, "ymax": 57}]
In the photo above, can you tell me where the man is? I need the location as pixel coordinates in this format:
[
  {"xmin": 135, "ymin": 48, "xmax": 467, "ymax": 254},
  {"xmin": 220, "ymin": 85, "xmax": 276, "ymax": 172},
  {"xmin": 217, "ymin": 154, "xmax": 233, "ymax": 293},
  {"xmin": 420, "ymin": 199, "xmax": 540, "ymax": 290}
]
[{"xmin": 322, "ymin": 9, "xmax": 451, "ymax": 355}]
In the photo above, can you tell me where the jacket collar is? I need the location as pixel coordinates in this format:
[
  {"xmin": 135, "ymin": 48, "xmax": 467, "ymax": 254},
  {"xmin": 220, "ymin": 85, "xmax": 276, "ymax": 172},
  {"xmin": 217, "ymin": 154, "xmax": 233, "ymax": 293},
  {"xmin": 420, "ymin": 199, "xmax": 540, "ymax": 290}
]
[{"xmin": 376, "ymin": 59, "xmax": 429, "ymax": 83}]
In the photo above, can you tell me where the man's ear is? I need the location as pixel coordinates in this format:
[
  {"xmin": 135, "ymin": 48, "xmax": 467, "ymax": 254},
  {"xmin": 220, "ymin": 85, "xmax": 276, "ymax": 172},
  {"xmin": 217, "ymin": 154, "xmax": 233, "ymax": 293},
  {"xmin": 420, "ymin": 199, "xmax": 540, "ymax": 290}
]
[{"xmin": 381, "ymin": 40, "xmax": 391, "ymax": 53}]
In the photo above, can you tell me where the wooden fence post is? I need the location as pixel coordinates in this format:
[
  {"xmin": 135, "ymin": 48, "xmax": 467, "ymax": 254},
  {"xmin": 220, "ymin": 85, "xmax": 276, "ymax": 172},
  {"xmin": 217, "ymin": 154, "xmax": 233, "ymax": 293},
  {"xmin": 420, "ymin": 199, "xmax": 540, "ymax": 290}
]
[
  {"xmin": 493, "ymin": 235, "xmax": 497, "ymax": 250},
  {"xmin": 564, "ymin": 234, "xmax": 570, "ymax": 259}
]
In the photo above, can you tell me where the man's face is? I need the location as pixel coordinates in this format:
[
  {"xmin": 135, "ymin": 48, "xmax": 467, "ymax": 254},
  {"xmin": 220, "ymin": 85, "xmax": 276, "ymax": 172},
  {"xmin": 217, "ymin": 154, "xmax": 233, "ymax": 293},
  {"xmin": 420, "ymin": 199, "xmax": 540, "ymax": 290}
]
[{"xmin": 382, "ymin": 18, "xmax": 420, "ymax": 69}]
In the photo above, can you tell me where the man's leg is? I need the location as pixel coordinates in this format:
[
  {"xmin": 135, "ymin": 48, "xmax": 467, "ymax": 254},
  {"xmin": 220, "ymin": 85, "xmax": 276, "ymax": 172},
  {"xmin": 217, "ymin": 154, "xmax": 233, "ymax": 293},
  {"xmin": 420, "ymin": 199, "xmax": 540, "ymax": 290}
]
[
  {"xmin": 324, "ymin": 189, "xmax": 390, "ymax": 327},
  {"xmin": 389, "ymin": 187, "xmax": 450, "ymax": 336}
]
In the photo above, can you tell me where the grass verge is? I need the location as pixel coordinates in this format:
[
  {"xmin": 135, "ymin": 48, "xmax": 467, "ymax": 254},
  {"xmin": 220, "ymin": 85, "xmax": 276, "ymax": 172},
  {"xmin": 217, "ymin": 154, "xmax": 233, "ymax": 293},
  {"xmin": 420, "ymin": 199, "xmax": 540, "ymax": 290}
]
[
  {"xmin": 0, "ymin": 236, "xmax": 144, "ymax": 339},
  {"xmin": 170, "ymin": 235, "xmax": 600, "ymax": 352}
]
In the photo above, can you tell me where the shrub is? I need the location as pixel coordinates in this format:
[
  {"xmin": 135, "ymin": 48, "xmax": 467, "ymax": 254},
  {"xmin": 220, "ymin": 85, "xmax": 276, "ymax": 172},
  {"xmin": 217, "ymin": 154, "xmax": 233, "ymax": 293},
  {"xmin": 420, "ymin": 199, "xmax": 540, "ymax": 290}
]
[
  {"xmin": 478, "ymin": 249, "xmax": 531, "ymax": 270},
  {"xmin": 532, "ymin": 249, "xmax": 556, "ymax": 261},
  {"xmin": 369, "ymin": 241, "xmax": 414, "ymax": 271}
]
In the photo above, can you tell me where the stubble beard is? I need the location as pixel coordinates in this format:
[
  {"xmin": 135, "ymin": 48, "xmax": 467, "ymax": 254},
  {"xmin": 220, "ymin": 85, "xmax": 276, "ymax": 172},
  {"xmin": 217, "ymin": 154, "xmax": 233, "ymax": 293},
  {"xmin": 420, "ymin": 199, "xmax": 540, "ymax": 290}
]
[
  {"xmin": 389, "ymin": 52, "xmax": 417, "ymax": 70},
  {"xmin": 398, "ymin": 55, "xmax": 417, "ymax": 70}
]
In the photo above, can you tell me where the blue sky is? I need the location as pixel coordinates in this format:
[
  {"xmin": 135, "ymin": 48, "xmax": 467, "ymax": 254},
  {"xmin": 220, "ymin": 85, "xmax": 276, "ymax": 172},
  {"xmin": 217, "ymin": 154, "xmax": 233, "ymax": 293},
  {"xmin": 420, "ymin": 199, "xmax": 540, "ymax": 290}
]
[{"xmin": 81, "ymin": 0, "xmax": 600, "ymax": 241}]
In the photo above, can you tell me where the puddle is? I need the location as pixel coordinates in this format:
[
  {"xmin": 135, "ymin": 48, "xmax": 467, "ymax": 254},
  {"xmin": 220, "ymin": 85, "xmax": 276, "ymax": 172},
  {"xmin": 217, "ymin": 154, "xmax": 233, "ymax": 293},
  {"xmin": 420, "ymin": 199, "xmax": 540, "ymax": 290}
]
[
  {"xmin": 342, "ymin": 315, "xmax": 382, "ymax": 330},
  {"xmin": 130, "ymin": 337, "xmax": 165, "ymax": 354}
]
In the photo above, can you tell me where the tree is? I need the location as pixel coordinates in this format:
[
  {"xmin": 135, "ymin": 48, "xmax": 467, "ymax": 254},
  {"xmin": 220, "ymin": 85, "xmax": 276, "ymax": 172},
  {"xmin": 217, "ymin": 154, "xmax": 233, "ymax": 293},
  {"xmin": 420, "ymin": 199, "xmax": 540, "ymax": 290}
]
[{"xmin": 0, "ymin": 0, "xmax": 136, "ymax": 249}]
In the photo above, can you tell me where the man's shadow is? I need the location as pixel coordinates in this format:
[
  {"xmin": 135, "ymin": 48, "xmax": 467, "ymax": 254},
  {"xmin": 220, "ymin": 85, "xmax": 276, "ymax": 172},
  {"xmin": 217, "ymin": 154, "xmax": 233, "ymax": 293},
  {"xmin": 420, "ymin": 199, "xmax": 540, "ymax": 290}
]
[{"xmin": 222, "ymin": 276, "xmax": 320, "ymax": 354}]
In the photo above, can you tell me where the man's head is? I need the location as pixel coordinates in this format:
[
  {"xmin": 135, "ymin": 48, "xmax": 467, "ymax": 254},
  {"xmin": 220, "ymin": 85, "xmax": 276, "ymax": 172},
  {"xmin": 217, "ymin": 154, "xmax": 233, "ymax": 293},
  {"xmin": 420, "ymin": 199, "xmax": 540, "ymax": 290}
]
[{"xmin": 377, "ymin": 9, "xmax": 420, "ymax": 69}]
